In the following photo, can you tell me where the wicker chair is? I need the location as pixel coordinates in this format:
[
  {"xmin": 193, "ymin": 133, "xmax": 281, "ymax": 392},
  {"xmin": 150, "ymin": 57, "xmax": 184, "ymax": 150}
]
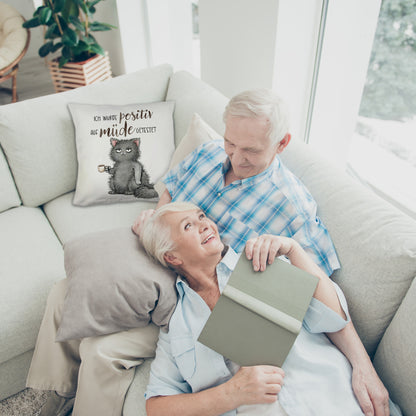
[{"xmin": 0, "ymin": 2, "xmax": 30, "ymax": 103}]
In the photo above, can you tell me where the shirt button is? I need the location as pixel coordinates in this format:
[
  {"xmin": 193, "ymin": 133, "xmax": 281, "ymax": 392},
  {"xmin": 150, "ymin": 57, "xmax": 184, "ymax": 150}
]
[{"xmin": 217, "ymin": 192, "xmax": 222, "ymax": 197}]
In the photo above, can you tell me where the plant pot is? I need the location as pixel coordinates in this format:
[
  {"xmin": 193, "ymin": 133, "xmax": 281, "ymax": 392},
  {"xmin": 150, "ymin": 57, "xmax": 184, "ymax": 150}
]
[{"xmin": 47, "ymin": 52, "xmax": 112, "ymax": 93}]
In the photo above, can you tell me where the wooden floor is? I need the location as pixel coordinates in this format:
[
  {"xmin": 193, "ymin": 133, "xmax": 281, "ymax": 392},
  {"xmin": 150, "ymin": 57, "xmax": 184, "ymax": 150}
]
[{"xmin": 0, "ymin": 56, "xmax": 56, "ymax": 105}]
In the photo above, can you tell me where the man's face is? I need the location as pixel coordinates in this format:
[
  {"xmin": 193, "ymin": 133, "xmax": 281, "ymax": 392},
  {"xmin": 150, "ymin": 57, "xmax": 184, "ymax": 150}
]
[{"xmin": 224, "ymin": 116, "xmax": 279, "ymax": 179}]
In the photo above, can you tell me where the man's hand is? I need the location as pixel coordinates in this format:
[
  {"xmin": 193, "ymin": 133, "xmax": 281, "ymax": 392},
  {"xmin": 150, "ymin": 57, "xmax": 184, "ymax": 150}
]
[
  {"xmin": 132, "ymin": 209, "xmax": 156, "ymax": 236},
  {"xmin": 225, "ymin": 365, "xmax": 284, "ymax": 408},
  {"xmin": 245, "ymin": 235, "xmax": 296, "ymax": 272},
  {"xmin": 352, "ymin": 364, "xmax": 390, "ymax": 416}
]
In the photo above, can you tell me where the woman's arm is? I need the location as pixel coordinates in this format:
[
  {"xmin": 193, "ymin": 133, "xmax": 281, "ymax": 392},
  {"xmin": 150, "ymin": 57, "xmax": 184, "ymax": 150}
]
[{"xmin": 147, "ymin": 365, "xmax": 284, "ymax": 416}]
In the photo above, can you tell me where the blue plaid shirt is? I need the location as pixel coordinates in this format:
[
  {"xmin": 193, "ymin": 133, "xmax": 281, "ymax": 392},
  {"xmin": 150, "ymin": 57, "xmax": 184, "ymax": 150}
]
[{"xmin": 163, "ymin": 140, "xmax": 340, "ymax": 275}]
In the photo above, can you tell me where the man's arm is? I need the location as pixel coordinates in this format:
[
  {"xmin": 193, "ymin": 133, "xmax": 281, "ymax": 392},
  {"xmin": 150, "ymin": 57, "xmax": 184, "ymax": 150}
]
[
  {"xmin": 327, "ymin": 323, "xmax": 390, "ymax": 416},
  {"xmin": 132, "ymin": 189, "xmax": 172, "ymax": 236}
]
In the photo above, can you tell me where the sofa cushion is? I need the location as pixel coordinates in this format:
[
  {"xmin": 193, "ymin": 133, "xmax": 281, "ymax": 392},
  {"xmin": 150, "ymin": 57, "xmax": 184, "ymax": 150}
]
[
  {"xmin": 123, "ymin": 358, "xmax": 153, "ymax": 416},
  {"xmin": 155, "ymin": 113, "xmax": 222, "ymax": 195},
  {"xmin": 43, "ymin": 192, "xmax": 156, "ymax": 245},
  {"xmin": 68, "ymin": 101, "xmax": 175, "ymax": 206},
  {"xmin": 280, "ymin": 141, "xmax": 416, "ymax": 357},
  {"xmin": 373, "ymin": 277, "xmax": 416, "ymax": 416},
  {"xmin": 0, "ymin": 145, "xmax": 20, "ymax": 213},
  {"xmin": 56, "ymin": 228, "xmax": 177, "ymax": 341},
  {"xmin": 0, "ymin": 206, "xmax": 65, "ymax": 364},
  {"xmin": 0, "ymin": 64, "xmax": 173, "ymax": 207},
  {"xmin": 166, "ymin": 71, "xmax": 228, "ymax": 146}
]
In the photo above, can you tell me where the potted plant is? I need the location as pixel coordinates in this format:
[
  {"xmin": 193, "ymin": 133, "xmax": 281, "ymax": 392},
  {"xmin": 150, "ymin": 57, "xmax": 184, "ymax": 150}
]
[{"xmin": 23, "ymin": 0, "xmax": 116, "ymax": 92}]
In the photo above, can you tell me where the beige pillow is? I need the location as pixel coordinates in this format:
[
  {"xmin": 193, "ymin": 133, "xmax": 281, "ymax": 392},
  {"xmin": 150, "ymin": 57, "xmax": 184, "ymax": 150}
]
[
  {"xmin": 56, "ymin": 227, "xmax": 178, "ymax": 341},
  {"xmin": 154, "ymin": 113, "xmax": 223, "ymax": 195}
]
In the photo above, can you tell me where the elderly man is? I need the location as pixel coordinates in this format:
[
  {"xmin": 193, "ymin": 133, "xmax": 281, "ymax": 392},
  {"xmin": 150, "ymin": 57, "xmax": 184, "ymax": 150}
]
[
  {"xmin": 133, "ymin": 89, "xmax": 389, "ymax": 415},
  {"xmin": 134, "ymin": 89, "xmax": 338, "ymax": 276}
]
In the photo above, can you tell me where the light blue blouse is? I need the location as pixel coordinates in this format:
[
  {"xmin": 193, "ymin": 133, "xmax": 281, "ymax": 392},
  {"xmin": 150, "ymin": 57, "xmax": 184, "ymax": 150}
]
[{"xmin": 145, "ymin": 248, "xmax": 399, "ymax": 415}]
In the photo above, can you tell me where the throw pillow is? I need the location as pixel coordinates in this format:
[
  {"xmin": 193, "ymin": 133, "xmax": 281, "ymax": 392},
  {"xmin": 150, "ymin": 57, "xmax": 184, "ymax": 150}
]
[
  {"xmin": 154, "ymin": 113, "xmax": 223, "ymax": 195},
  {"xmin": 56, "ymin": 227, "xmax": 178, "ymax": 342},
  {"xmin": 68, "ymin": 101, "xmax": 175, "ymax": 206}
]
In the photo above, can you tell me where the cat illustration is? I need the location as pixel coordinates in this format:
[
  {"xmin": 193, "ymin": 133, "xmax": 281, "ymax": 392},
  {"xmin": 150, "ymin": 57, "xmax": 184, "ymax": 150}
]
[{"xmin": 98, "ymin": 138, "xmax": 158, "ymax": 199}]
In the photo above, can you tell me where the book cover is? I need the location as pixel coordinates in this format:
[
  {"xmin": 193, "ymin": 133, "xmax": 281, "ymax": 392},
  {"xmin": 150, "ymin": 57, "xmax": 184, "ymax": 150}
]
[{"xmin": 198, "ymin": 255, "xmax": 319, "ymax": 367}]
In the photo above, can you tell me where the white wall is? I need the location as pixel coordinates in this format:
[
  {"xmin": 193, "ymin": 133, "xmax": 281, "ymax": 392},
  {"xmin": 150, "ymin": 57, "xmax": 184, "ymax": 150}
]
[
  {"xmin": 146, "ymin": 0, "xmax": 194, "ymax": 72},
  {"xmin": 109, "ymin": 0, "xmax": 150, "ymax": 75},
  {"xmin": 199, "ymin": 0, "xmax": 280, "ymax": 98},
  {"xmin": 93, "ymin": 0, "xmax": 125, "ymax": 76}
]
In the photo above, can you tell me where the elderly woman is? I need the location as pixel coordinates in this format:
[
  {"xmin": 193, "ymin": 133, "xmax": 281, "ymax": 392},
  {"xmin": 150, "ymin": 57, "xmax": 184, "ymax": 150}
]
[{"xmin": 140, "ymin": 202, "xmax": 400, "ymax": 416}]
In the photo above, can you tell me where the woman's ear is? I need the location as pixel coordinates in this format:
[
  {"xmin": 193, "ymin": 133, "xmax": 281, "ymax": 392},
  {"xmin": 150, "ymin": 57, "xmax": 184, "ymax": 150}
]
[{"xmin": 164, "ymin": 252, "xmax": 183, "ymax": 266}]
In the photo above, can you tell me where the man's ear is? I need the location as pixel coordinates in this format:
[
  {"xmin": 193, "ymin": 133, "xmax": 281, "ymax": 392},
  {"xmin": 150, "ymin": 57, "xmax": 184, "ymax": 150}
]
[
  {"xmin": 164, "ymin": 252, "xmax": 183, "ymax": 266},
  {"xmin": 276, "ymin": 133, "xmax": 291, "ymax": 154}
]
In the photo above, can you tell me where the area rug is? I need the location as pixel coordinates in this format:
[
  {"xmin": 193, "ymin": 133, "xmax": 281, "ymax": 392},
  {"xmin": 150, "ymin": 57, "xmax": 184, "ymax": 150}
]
[{"xmin": 0, "ymin": 388, "xmax": 48, "ymax": 416}]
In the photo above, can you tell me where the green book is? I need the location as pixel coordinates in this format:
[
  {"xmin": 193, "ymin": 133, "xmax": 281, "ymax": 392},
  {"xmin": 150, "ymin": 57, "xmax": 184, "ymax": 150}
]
[{"xmin": 198, "ymin": 255, "xmax": 319, "ymax": 367}]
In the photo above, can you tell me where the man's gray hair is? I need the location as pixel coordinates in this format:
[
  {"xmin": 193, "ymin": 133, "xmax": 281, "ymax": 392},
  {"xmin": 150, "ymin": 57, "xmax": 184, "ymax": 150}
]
[
  {"xmin": 140, "ymin": 201, "xmax": 200, "ymax": 267},
  {"xmin": 223, "ymin": 89, "xmax": 290, "ymax": 145}
]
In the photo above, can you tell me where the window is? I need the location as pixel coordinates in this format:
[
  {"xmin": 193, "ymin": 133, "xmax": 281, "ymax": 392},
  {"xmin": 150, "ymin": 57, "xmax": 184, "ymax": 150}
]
[{"xmin": 347, "ymin": 0, "xmax": 416, "ymax": 218}]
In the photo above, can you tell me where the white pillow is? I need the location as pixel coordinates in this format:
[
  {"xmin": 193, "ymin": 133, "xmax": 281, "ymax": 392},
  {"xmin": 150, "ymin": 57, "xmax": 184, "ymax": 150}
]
[
  {"xmin": 68, "ymin": 101, "xmax": 175, "ymax": 206},
  {"xmin": 154, "ymin": 113, "xmax": 223, "ymax": 195}
]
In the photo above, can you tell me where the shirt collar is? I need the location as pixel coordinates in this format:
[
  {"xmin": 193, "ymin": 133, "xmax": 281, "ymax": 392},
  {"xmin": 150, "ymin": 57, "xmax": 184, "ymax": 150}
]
[
  {"xmin": 175, "ymin": 246, "xmax": 240, "ymax": 295},
  {"xmin": 221, "ymin": 156, "xmax": 280, "ymax": 187}
]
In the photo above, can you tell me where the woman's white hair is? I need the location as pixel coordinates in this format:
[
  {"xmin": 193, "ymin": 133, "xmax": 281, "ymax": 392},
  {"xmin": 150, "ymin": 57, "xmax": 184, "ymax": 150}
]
[
  {"xmin": 223, "ymin": 89, "xmax": 290, "ymax": 145},
  {"xmin": 140, "ymin": 201, "xmax": 200, "ymax": 267}
]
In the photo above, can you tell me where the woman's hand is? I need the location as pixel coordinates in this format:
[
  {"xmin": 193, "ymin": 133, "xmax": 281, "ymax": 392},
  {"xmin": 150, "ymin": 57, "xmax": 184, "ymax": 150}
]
[
  {"xmin": 225, "ymin": 365, "xmax": 285, "ymax": 407},
  {"xmin": 132, "ymin": 209, "xmax": 156, "ymax": 236},
  {"xmin": 245, "ymin": 235, "xmax": 297, "ymax": 271}
]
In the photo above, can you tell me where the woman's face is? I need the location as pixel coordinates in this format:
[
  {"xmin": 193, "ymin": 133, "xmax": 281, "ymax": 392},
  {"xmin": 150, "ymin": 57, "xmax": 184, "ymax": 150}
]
[{"xmin": 162, "ymin": 209, "xmax": 224, "ymax": 266}]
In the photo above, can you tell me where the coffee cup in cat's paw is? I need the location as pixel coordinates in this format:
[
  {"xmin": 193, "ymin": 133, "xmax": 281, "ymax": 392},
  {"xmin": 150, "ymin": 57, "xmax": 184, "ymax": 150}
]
[{"xmin": 97, "ymin": 164, "xmax": 106, "ymax": 173}]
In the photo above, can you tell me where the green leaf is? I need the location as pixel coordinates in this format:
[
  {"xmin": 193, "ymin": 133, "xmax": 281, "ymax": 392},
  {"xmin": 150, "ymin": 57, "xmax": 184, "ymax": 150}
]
[
  {"xmin": 89, "ymin": 22, "xmax": 115, "ymax": 31},
  {"xmin": 87, "ymin": 0, "xmax": 102, "ymax": 15},
  {"xmin": 69, "ymin": 16, "xmax": 85, "ymax": 32},
  {"xmin": 61, "ymin": 45, "xmax": 72, "ymax": 59},
  {"xmin": 57, "ymin": 15, "xmax": 68, "ymax": 32},
  {"xmin": 39, "ymin": 7, "xmax": 52, "ymax": 24},
  {"xmin": 88, "ymin": 0, "xmax": 102, "ymax": 8},
  {"xmin": 38, "ymin": 41, "xmax": 54, "ymax": 57},
  {"xmin": 74, "ymin": 0, "xmax": 88, "ymax": 14},
  {"xmin": 62, "ymin": 0, "xmax": 79, "ymax": 21},
  {"xmin": 82, "ymin": 34, "xmax": 95, "ymax": 45},
  {"xmin": 76, "ymin": 40, "xmax": 90, "ymax": 52},
  {"xmin": 62, "ymin": 28, "xmax": 79, "ymax": 46},
  {"xmin": 53, "ymin": 0, "xmax": 65, "ymax": 13},
  {"xmin": 59, "ymin": 55, "xmax": 69, "ymax": 68},
  {"xmin": 51, "ymin": 42, "xmax": 63, "ymax": 53},
  {"xmin": 44, "ymin": 23, "xmax": 59, "ymax": 39},
  {"xmin": 89, "ymin": 43, "xmax": 105, "ymax": 56},
  {"xmin": 22, "ymin": 17, "xmax": 41, "ymax": 28}
]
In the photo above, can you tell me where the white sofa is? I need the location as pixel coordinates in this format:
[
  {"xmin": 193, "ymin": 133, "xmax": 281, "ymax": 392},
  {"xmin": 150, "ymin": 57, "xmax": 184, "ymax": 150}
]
[{"xmin": 0, "ymin": 64, "xmax": 415, "ymax": 416}]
